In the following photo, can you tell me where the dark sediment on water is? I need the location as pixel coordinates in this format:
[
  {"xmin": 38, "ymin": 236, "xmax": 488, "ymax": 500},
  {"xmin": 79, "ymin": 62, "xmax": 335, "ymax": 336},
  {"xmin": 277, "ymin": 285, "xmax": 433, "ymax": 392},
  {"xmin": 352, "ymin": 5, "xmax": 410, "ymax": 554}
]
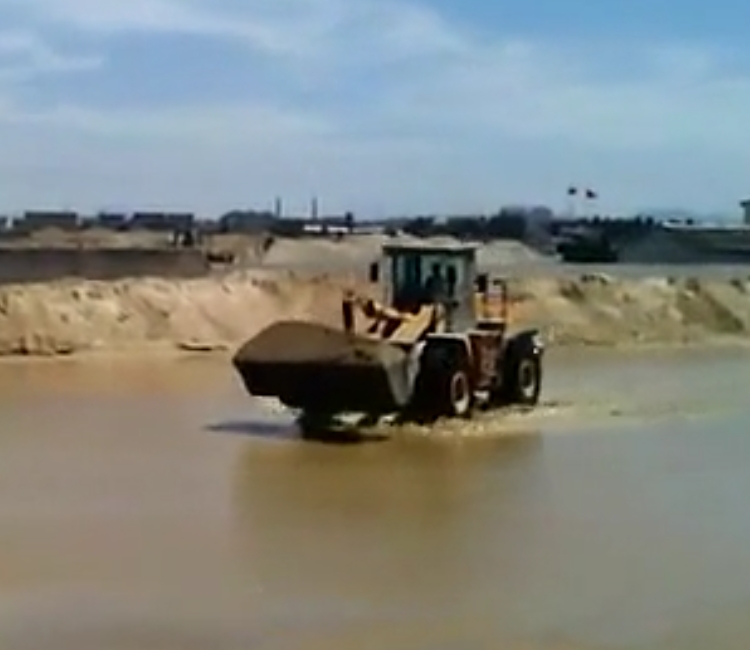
[{"xmin": 232, "ymin": 320, "xmax": 407, "ymax": 367}]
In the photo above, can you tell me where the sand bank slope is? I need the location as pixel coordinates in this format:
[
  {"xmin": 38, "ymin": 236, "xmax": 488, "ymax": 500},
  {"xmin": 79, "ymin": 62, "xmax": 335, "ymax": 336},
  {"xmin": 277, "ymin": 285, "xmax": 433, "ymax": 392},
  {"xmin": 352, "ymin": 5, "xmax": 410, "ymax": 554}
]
[
  {"xmin": 2, "ymin": 271, "xmax": 750, "ymax": 356},
  {"xmin": 0, "ymin": 271, "xmax": 347, "ymax": 356},
  {"xmin": 254, "ymin": 234, "xmax": 548, "ymax": 272},
  {"xmin": 511, "ymin": 273, "xmax": 750, "ymax": 346}
]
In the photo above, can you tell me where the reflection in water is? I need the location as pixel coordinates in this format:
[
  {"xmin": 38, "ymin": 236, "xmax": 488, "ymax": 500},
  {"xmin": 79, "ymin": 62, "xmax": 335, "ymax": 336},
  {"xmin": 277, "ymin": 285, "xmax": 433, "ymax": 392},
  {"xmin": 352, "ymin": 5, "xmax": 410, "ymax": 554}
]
[
  {"xmin": 207, "ymin": 418, "xmax": 390, "ymax": 445},
  {"xmin": 230, "ymin": 434, "xmax": 546, "ymax": 644},
  {"xmin": 207, "ymin": 418, "xmax": 300, "ymax": 440},
  {"xmin": 653, "ymin": 603, "xmax": 750, "ymax": 650}
]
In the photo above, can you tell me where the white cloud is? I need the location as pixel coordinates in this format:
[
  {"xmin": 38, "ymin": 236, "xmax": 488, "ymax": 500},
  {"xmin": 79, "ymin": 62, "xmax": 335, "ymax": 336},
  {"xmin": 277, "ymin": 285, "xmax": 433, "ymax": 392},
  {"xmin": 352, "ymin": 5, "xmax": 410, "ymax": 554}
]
[
  {"xmin": 3, "ymin": 101, "xmax": 333, "ymax": 147},
  {"xmin": 0, "ymin": 0, "xmax": 748, "ymax": 213},
  {"xmin": 0, "ymin": 0, "xmax": 346, "ymax": 58},
  {"xmin": 0, "ymin": 0, "xmax": 466, "ymax": 63},
  {"xmin": 0, "ymin": 30, "xmax": 101, "ymax": 79},
  {"xmin": 373, "ymin": 37, "xmax": 750, "ymax": 154},
  {"xmin": 0, "ymin": 0, "xmax": 301, "ymax": 56},
  {"xmin": 0, "ymin": 98, "xmax": 448, "ymax": 216}
]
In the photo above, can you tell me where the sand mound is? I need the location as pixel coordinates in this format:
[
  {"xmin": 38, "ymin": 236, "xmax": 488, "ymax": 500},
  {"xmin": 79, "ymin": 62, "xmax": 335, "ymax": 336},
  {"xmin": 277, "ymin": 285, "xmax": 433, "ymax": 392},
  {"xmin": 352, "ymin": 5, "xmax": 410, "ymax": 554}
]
[
  {"xmin": 0, "ymin": 271, "xmax": 349, "ymax": 356},
  {"xmin": 509, "ymin": 273, "xmax": 750, "ymax": 346},
  {"xmin": 260, "ymin": 235, "xmax": 385, "ymax": 272},
  {"xmin": 3, "ymin": 269, "xmax": 750, "ymax": 357},
  {"xmin": 477, "ymin": 240, "xmax": 548, "ymax": 267},
  {"xmin": 256, "ymin": 235, "xmax": 546, "ymax": 273},
  {"xmin": 2, "ymin": 227, "xmax": 172, "ymax": 249}
]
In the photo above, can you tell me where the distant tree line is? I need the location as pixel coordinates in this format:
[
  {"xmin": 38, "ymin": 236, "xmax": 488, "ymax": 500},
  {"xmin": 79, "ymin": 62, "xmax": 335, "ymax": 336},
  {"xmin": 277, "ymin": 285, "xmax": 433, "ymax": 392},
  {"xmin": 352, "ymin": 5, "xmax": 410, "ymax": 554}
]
[
  {"xmin": 553, "ymin": 215, "xmax": 658, "ymax": 243},
  {"xmin": 395, "ymin": 210, "xmax": 535, "ymax": 241},
  {"xmin": 387, "ymin": 211, "xmax": 660, "ymax": 244}
]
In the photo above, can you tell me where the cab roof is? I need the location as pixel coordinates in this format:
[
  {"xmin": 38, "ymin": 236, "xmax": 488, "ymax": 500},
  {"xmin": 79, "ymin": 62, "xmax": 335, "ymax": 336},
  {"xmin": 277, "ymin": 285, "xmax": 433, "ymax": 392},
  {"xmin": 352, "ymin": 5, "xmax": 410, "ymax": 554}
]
[{"xmin": 381, "ymin": 239, "xmax": 478, "ymax": 256}]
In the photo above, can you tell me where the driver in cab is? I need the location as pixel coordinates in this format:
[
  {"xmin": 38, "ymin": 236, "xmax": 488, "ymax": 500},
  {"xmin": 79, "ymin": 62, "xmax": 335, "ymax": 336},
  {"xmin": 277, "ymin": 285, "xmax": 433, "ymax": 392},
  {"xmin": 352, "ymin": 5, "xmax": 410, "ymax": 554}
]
[{"xmin": 424, "ymin": 263, "xmax": 448, "ymax": 303}]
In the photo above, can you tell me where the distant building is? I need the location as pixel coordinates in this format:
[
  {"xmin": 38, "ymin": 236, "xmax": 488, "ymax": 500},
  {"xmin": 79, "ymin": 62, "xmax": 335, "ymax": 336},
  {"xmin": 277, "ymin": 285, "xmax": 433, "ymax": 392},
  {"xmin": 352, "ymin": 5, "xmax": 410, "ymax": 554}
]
[
  {"xmin": 95, "ymin": 212, "xmax": 128, "ymax": 230},
  {"xmin": 20, "ymin": 210, "xmax": 79, "ymax": 231},
  {"xmin": 301, "ymin": 214, "xmax": 354, "ymax": 236},
  {"xmin": 351, "ymin": 223, "xmax": 384, "ymax": 235},
  {"xmin": 218, "ymin": 210, "xmax": 277, "ymax": 234},
  {"xmin": 129, "ymin": 212, "xmax": 194, "ymax": 231},
  {"xmin": 195, "ymin": 218, "xmax": 221, "ymax": 234},
  {"xmin": 740, "ymin": 199, "xmax": 750, "ymax": 225}
]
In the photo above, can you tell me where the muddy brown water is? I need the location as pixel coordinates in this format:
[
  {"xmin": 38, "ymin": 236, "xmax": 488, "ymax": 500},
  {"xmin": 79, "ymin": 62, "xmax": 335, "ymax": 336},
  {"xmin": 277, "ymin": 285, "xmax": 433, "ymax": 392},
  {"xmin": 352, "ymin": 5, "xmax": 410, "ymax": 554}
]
[{"xmin": 1, "ymin": 349, "xmax": 750, "ymax": 649}]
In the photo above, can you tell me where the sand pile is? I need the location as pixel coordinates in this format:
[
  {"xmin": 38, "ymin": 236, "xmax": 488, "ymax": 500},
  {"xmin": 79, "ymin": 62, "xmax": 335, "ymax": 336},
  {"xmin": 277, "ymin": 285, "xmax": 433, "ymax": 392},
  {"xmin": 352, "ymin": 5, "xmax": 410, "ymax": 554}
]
[
  {"xmin": 255, "ymin": 234, "xmax": 547, "ymax": 273},
  {"xmin": 3, "ymin": 270, "xmax": 750, "ymax": 357},
  {"xmin": 203, "ymin": 233, "xmax": 273, "ymax": 265},
  {"xmin": 260, "ymin": 235, "xmax": 385, "ymax": 272},
  {"xmin": 0, "ymin": 271, "xmax": 350, "ymax": 356},
  {"xmin": 477, "ymin": 240, "xmax": 548, "ymax": 268},
  {"xmin": 509, "ymin": 273, "xmax": 750, "ymax": 346},
  {"xmin": 1, "ymin": 227, "xmax": 172, "ymax": 249}
]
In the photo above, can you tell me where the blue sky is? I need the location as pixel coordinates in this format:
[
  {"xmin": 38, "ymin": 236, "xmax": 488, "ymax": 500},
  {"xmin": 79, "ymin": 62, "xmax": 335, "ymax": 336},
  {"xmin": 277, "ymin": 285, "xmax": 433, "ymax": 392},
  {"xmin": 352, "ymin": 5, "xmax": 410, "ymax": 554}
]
[{"xmin": 0, "ymin": 0, "xmax": 748, "ymax": 217}]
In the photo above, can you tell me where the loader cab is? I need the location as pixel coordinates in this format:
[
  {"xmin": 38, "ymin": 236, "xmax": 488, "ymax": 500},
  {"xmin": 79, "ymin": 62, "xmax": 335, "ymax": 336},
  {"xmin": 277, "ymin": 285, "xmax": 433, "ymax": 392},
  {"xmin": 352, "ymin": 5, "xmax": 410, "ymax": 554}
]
[{"xmin": 378, "ymin": 242, "xmax": 479, "ymax": 332}]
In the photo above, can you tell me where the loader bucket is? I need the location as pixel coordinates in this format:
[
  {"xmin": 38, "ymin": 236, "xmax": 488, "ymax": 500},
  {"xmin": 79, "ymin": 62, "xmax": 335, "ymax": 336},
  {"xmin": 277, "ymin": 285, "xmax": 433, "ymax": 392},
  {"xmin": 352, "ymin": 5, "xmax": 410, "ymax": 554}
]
[{"xmin": 232, "ymin": 320, "xmax": 415, "ymax": 414}]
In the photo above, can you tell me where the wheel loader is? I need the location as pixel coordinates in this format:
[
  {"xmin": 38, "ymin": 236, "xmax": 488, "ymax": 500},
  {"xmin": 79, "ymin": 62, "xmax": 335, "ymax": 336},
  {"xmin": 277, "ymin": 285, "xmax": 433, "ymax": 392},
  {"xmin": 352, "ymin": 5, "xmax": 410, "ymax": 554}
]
[{"xmin": 232, "ymin": 241, "xmax": 544, "ymax": 428}]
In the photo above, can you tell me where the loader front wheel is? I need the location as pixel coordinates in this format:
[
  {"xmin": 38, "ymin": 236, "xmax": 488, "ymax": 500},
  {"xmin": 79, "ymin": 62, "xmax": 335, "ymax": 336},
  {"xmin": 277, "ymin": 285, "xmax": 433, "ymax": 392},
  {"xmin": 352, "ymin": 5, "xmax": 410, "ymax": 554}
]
[
  {"xmin": 446, "ymin": 369, "xmax": 472, "ymax": 417},
  {"xmin": 411, "ymin": 345, "xmax": 474, "ymax": 420},
  {"xmin": 297, "ymin": 410, "xmax": 334, "ymax": 436},
  {"xmin": 505, "ymin": 352, "xmax": 542, "ymax": 406},
  {"xmin": 429, "ymin": 365, "xmax": 474, "ymax": 419}
]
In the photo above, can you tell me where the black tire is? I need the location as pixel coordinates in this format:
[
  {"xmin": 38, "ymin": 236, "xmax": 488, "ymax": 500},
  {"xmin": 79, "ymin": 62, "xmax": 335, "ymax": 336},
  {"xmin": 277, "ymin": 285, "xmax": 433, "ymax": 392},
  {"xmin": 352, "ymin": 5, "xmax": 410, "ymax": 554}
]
[
  {"xmin": 440, "ymin": 367, "xmax": 473, "ymax": 418},
  {"xmin": 504, "ymin": 351, "xmax": 542, "ymax": 406},
  {"xmin": 419, "ymin": 351, "xmax": 474, "ymax": 418},
  {"xmin": 414, "ymin": 347, "xmax": 474, "ymax": 420},
  {"xmin": 297, "ymin": 410, "xmax": 333, "ymax": 435}
]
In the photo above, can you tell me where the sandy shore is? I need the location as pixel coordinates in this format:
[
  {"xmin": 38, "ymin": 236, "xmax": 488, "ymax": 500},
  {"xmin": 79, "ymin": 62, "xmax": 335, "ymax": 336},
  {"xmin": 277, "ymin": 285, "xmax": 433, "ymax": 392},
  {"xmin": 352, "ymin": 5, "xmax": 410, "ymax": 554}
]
[{"xmin": 2, "ymin": 263, "xmax": 750, "ymax": 358}]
